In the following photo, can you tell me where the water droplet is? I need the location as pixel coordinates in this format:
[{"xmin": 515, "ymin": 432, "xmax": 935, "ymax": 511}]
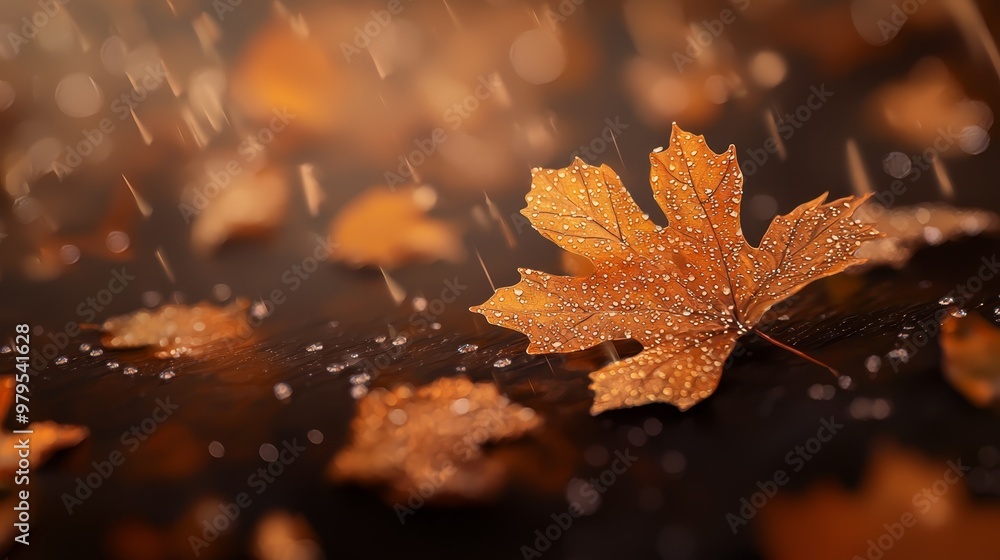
[
  {"xmin": 55, "ymin": 356, "xmax": 68, "ymax": 365},
  {"xmin": 458, "ymin": 344, "xmax": 478, "ymax": 354},
  {"xmin": 0, "ymin": 346, "xmax": 10, "ymax": 354},
  {"xmin": 106, "ymin": 361, "xmax": 119, "ymax": 369},
  {"xmin": 455, "ymin": 365, "xmax": 467, "ymax": 372},
  {"xmin": 950, "ymin": 308, "xmax": 968, "ymax": 318},
  {"xmin": 349, "ymin": 373, "xmax": 371, "ymax": 385},
  {"xmin": 350, "ymin": 385, "xmax": 368, "ymax": 399},
  {"xmin": 90, "ymin": 348, "xmax": 104, "ymax": 357},
  {"xmin": 493, "ymin": 357, "xmax": 512, "ymax": 368},
  {"xmin": 123, "ymin": 366, "xmax": 138, "ymax": 376},
  {"xmin": 208, "ymin": 441, "xmax": 225, "ymax": 458},
  {"xmin": 837, "ymin": 375, "xmax": 854, "ymax": 390},
  {"xmin": 273, "ymin": 382, "xmax": 292, "ymax": 400},
  {"xmin": 326, "ymin": 362, "xmax": 347, "ymax": 373},
  {"xmin": 374, "ymin": 335, "xmax": 387, "ymax": 344},
  {"xmin": 79, "ymin": 343, "xmax": 91, "ymax": 352},
  {"xmin": 159, "ymin": 369, "xmax": 176, "ymax": 381},
  {"xmin": 388, "ymin": 409, "xmax": 408, "ymax": 425},
  {"xmin": 451, "ymin": 398, "xmax": 471, "ymax": 415},
  {"xmin": 865, "ymin": 355, "xmax": 882, "ymax": 373},
  {"xmin": 391, "ymin": 335, "xmax": 407, "ymax": 346},
  {"xmin": 939, "ymin": 296, "xmax": 955, "ymax": 305},
  {"xmin": 306, "ymin": 342, "xmax": 323, "ymax": 352},
  {"xmin": 307, "ymin": 429, "xmax": 324, "ymax": 444}
]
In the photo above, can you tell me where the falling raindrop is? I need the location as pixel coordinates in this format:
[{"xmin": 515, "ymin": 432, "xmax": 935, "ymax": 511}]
[{"xmin": 273, "ymin": 382, "xmax": 292, "ymax": 400}]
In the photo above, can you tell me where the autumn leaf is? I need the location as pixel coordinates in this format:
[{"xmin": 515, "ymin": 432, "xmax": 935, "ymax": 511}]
[
  {"xmin": 329, "ymin": 376, "xmax": 541, "ymax": 502},
  {"xmin": 472, "ymin": 124, "xmax": 881, "ymax": 414},
  {"xmin": 99, "ymin": 299, "xmax": 252, "ymax": 358},
  {"xmin": 328, "ymin": 185, "xmax": 464, "ymax": 269}
]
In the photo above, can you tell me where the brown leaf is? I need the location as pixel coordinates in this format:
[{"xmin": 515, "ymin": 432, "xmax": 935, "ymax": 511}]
[
  {"xmin": 472, "ymin": 124, "xmax": 881, "ymax": 414},
  {"xmin": 0, "ymin": 377, "xmax": 88, "ymax": 478},
  {"xmin": 99, "ymin": 299, "xmax": 251, "ymax": 358},
  {"xmin": 190, "ymin": 167, "xmax": 289, "ymax": 256},
  {"xmin": 329, "ymin": 376, "xmax": 541, "ymax": 502},
  {"xmin": 855, "ymin": 203, "xmax": 1000, "ymax": 269},
  {"xmin": 758, "ymin": 442, "xmax": 1000, "ymax": 560},
  {"xmin": 328, "ymin": 185, "xmax": 464, "ymax": 269},
  {"xmin": 941, "ymin": 311, "xmax": 1000, "ymax": 408}
]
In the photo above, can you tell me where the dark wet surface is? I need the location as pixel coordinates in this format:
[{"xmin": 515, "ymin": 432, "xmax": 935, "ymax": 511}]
[
  {"xmin": 2, "ymin": 1, "xmax": 1000, "ymax": 557},
  {"xmin": 6, "ymin": 236, "xmax": 997, "ymax": 559}
]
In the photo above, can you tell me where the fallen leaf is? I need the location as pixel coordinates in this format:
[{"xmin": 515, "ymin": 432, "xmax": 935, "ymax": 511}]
[
  {"xmin": 855, "ymin": 203, "xmax": 1000, "ymax": 269},
  {"xmin": 329, "ymin": 376, "xmax": 541, "ymax": 502},
  {"xmin": 99, "ymin": 299, "xmax": 251, "ymax": 358},
  {"xmin": 251, "ymin": 511, "xmax": 322, "ymax": 560},
  {"xmin": 941, "ymin": 311, "xmax": 1000, "ymax": 408},
  {"xmin": 328, "ymin": 185, "xmax": 464, "ymax": 269},
  {"xmin": 0, "ymin": 376, "xmax": 88, "ymax": 478},
  {"xmin": 868, "ymin": 58, "xmax": 993, "ymax": 150},
  {"xmin": 190, "ymin": 167, "xmax": 289, "ymax": 256},
  {"xmin": 472, "ymin": 124, "xmax": 880, "ymax": 414},
  {"xmin": 758, "ymin": 442, "xmax": 1000, "ymax": 560}
]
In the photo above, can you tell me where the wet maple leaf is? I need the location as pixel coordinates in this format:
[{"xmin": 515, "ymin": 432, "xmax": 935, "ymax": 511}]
[
  {"xmin": 472, "ymin": 124, "xmax": 881, "ymax": 414},
  {"xmin": 329, "ymin": 376, "xmax": 541, "ymax": 502}
]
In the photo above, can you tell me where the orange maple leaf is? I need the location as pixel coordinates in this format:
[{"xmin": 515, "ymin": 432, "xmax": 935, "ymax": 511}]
[{"xmin": 471, "ymin": 124, "xmax": 882, "ymax": 414}]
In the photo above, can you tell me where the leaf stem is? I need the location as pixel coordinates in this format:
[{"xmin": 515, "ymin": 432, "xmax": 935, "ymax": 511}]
[{"xmin": 755, "ymin": 331, "xmax": 840, "ymax": 378}]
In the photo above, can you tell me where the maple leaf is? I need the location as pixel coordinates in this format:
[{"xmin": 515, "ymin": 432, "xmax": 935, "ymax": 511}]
[
  {"xmin": 329, "ymin": 376, "xmax": 541, "ymax": 501},
  {"xmin": 472, "ymin": 124, "xmax": 881, "ymax": 414}
]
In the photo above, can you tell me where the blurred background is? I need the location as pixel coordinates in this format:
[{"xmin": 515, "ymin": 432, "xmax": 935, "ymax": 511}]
[{"xmin": 2, "ymin": 0, "xmax": 1000, "ymax": 558}]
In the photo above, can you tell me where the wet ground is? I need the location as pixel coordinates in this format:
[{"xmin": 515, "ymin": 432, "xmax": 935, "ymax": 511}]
[{"xmin": 3, "ymin": 1, "xmax": 1000, "ymax": 558}]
